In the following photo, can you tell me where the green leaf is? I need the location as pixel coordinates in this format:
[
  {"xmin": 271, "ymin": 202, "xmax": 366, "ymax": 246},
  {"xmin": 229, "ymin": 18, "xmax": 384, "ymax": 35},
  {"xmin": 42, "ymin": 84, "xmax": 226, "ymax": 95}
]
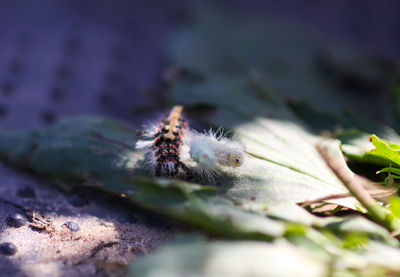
[
  {"xmin": 0, "ymin": 112, "xmax": 358, "ymax": 240},
  {"xmin": 389, "ymin": 197, "xmax": 400, "ymax": 219},
  {"xmin": 378, "ymin": 168, "xmax": 400, "ymax": 176},
  {"xmin": 3, "ymin": 116, "xmax": 397, "ymax": 255},
  {"xmin": 322, "ymin": 216, "xmax": 397, "ymax": 246},
  {"xmin": 130, "ymin": 235, "xmax": 400, "ymax": 277},
  {"xmin": 366, "ymin": 135, "xmax": 400, "ymax": 167},
  {"xmin": 0, "ymin": 117, "xmax": 286, "ymax": 240},
  {"xmin": 130, "ymin": 235, "xmax": 329, "ymax": 277},
  {"xmin": 340, "ymin": 131, "xmax": 400, "ymax": 165}
]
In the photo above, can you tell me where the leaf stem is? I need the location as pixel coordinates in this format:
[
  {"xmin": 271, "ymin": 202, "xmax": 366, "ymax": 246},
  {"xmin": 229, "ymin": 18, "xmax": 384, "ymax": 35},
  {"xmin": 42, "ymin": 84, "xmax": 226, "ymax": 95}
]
[{"xmin": 317, "ymin": 140, "xmax": 400, "ymax": 233}]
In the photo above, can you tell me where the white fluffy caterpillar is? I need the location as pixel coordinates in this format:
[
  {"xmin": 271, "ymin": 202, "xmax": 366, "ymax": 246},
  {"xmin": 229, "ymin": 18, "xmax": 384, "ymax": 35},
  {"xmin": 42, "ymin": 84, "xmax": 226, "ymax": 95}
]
[{"xmin": 186, "ymin": 129, "xmax": 245, "ymax": 180}]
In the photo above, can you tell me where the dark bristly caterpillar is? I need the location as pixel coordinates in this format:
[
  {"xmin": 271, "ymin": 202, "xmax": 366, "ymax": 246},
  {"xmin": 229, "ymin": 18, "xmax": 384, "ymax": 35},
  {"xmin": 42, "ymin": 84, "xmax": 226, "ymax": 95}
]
[{"xmin": 136, "ymin": 105, "xmax": 191, "ymax": 177}]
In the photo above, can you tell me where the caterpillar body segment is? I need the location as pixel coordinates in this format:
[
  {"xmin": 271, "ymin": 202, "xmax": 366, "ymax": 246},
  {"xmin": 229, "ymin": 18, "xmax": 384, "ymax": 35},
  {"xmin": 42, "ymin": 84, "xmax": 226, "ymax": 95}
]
[{"xmin": 136, "ymin": 105, "xmax": 191, "ymax": 178}]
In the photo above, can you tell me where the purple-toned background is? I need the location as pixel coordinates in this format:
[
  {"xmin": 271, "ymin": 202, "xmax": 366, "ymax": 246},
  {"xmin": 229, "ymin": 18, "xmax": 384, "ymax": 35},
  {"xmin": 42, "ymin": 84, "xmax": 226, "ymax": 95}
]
[{"xmin": 0, "ymin": 0, "xmax": 399, "ymax": 129}]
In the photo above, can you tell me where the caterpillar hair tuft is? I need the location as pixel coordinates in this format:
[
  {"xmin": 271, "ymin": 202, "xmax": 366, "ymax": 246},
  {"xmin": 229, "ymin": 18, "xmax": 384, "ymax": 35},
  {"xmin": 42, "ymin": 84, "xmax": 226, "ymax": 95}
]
[{"xmin": 136, "ymin": 105, "xmax": 191, "ymax": 178}]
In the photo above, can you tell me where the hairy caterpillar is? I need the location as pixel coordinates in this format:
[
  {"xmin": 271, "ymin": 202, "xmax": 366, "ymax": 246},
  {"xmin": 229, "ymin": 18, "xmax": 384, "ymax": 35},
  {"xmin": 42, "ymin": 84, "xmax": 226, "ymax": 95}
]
[
  {"xmin": 136, "ymin": 105, "xmax": 191, "ymax": 177},
  {"xmin": 136, "ymin": 105, "xmax": 245, "ymax": 181},
  {"xmin": 187, "ymin": 129, "xmax": 245, "ymax": 181}
]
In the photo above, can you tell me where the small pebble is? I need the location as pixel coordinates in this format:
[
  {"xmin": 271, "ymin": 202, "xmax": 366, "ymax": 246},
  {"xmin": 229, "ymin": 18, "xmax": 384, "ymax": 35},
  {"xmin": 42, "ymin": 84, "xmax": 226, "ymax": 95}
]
[
  {"xmin": 16, "ymin": 186, "xmax": 36, "ymax": 198},
  {"xmin": 5, "ymin": 213, "xmax": 27, "ymax": 228},
  {"xmin": 68, "ymin": 194, "xmax": 89, "ymax": 207},
  {"xmin": 0, "ymin": 242, "xmax": 17, "ymax": 256},
  {"xmin": 62, "ymin": 221, "xmax": 80, "ymax": 232}
]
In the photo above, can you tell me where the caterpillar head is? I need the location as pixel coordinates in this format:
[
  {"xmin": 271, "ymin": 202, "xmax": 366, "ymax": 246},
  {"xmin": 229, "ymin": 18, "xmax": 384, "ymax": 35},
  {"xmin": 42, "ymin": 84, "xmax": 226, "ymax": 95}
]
[{"xmin": 228, "ymin": 151, "xmax": 245, "ymax": 167}]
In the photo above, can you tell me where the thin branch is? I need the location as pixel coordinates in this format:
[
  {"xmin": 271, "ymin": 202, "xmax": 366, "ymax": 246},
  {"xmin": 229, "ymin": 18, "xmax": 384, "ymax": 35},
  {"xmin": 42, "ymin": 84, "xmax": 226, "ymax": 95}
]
[{"xmin": 317, "ymin": 140, "xmax": 400, "ymax": 233}]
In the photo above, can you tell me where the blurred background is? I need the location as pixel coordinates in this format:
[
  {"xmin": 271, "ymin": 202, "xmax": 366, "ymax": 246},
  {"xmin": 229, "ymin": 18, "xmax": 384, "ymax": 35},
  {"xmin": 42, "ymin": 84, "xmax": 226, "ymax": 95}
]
[{"xmin": 0, "ymin": 0, "xmax": 399, "ymax": 130}]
